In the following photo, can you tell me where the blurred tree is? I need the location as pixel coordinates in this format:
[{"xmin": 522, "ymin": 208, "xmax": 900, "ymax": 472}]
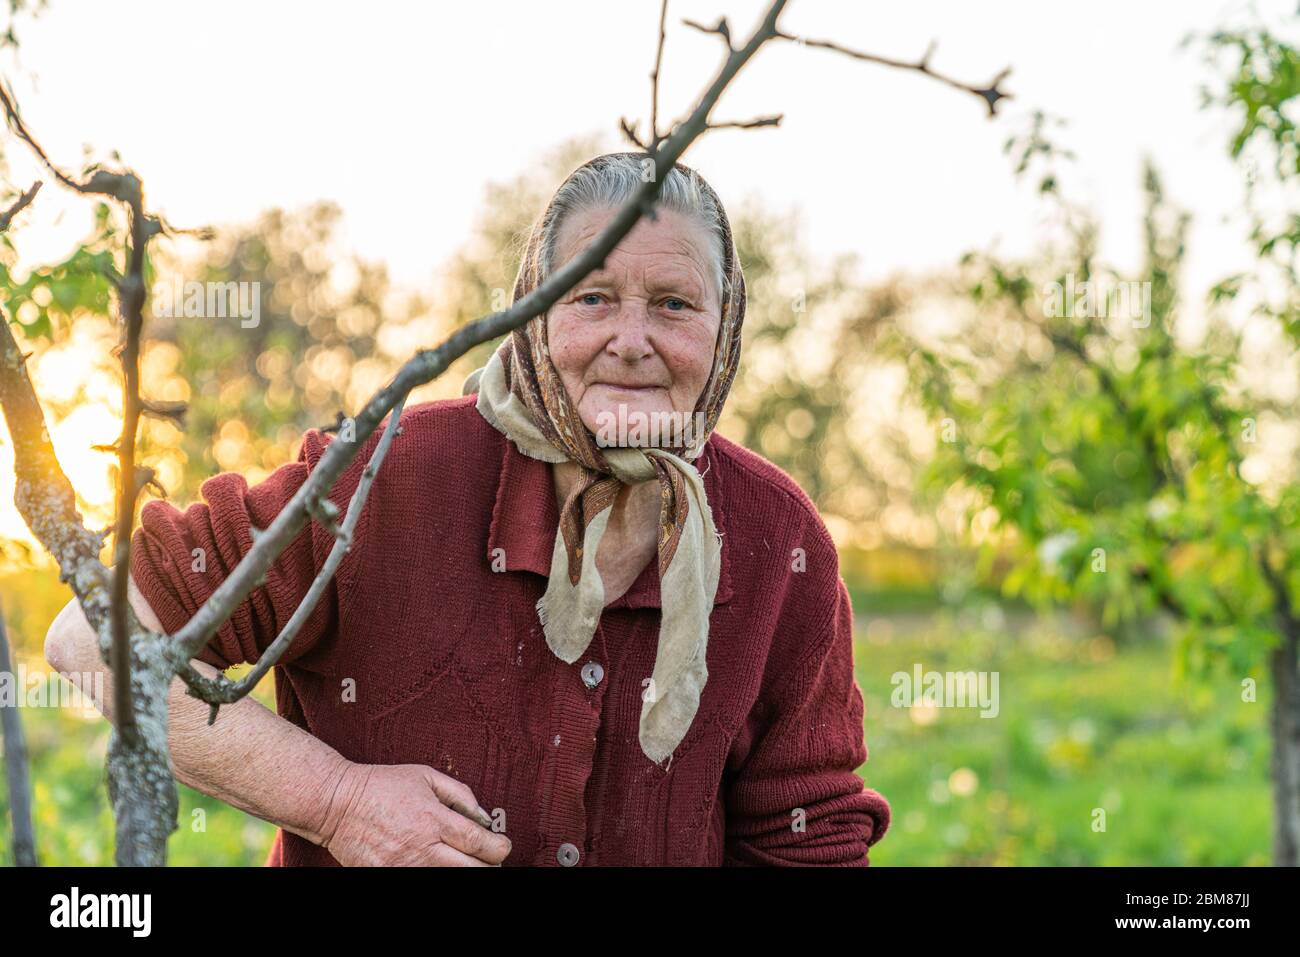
[
  {"xmin": 437, "ymin": 134, "xmax": 606, "ymax": 379},
  {"xmin": 1197, "ymin": 18, "xmax": 1298, "ymax": 340},
  {"xmin": 719, "ymin": 199, "xmax": 918, "ymax": 548},
  {"xmin": 145, "ymin": 203, "xmax": 419, "ymax": 496},
  {"xmin": 894, "ymin": 19, "xmax": 1300, "ymax": 862}
]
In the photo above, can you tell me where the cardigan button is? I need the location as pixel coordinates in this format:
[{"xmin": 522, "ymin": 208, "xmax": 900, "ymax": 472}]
[
  {"xmin": 581, "ymin": 661, "xmax": 605, "ymax": 689},
  {"xmin": 557, "ymin": 842, "xmax": 580, "ymax": 867}
]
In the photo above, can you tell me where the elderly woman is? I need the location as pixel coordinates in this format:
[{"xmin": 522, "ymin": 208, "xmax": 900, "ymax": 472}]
[{"xmin": 45, "ymin": 152, "xmax": 890, "ymax": 866}]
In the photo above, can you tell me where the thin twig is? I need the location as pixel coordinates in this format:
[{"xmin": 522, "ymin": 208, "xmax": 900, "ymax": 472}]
[
  {"xmin": 683, "ymin": 16, "xmax": 733, "ymax": 51},
  {"xmin": 650, "ymin": 0, "xmax": 669, "ymax": 147},
  {"xmin": 0, "ymin": 80, "xmax": 148, "ymax": 203},
  {"xmin": 764, "ymin": 28, "xmax": 1013, "ymax": 116},
  {"xmin": 707, "ymin": 114, "xmax": 783, "ymax": 132},
  {"xmin": 0, "ymin": 596, "xmax": 37, "ymax": 866},
  {"xmin": 619, "ymin": 116, "xmax": 649, "ymax": 151},
  {"xmin": 107, "ymin": 188, "xmax": 151, "ymax": 747},
  {"xmin": 179, "ymin": 396, "xmax": 408, "ymax": 710},
  {"xmin": 0, "ymin": 180, "xmax": 40, "ymax": 232}
]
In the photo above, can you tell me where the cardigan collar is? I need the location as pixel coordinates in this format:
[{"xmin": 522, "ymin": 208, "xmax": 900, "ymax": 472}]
[{"xmin": 486, "ymin": 432, "xmax": 734, "ymax": 610}]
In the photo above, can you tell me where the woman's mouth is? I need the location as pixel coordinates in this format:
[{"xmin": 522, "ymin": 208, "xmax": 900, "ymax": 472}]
[{"xmin": 593, "ymin": 382, "xmax": 666, "ymax": 394}]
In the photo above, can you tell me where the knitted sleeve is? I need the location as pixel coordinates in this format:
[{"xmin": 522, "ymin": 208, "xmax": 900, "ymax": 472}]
[
  {"xmin": 723, "ymin": 575, "xmax": 892, "ymax": 866},
  {"xmin": 129, "ymin": 427, "xmax": 357, "ymax": 671}
]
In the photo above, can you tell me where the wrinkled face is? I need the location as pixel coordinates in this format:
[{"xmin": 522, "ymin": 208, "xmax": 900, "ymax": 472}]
[{"xmin": 547, "ymin": 206, "xmax": 723, "ymax": 445}]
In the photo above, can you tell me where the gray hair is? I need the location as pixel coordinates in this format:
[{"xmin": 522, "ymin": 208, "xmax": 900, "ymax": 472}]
[{"xmin": 537, "ymin": 153, "xmax": 731, "ymax": 308}]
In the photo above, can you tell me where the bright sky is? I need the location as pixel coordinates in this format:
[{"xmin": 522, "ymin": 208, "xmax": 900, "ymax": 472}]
[
  {"xmin": 4, "ymin": 0, "xmax": 1289, "ymax": 297},
  {"xmin": 0, "ymin": 0, "xmax": 1293, "ymax": 550}
]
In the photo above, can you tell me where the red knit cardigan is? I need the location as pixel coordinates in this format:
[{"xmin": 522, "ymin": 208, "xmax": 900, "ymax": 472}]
[{"xmin": 130, "ymin": 396, "xmax": 891, "ymax": 866}]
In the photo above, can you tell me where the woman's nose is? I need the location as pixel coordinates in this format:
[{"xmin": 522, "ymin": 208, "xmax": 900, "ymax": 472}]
[{"xmin": 606, "ymin": 302, "xmax": 654, "ymax": 361}]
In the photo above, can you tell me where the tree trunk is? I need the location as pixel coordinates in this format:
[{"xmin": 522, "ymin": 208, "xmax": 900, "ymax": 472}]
[
  {"xmin": 1270, "ymin": 625, "xmax": 1300, "ymax": 866},
  {"xmin": 0, "ymin": 600, "xmax": 37, "ymax": 866},
  {"xmin": 105, "ymin": 635, "xmax": 177, "ymax": 866}
]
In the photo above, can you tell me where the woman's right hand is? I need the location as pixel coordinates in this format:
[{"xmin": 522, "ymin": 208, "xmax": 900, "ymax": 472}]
[{"xmin": 321, "ymin": 762, "xmax": 512, "ymax": 866}]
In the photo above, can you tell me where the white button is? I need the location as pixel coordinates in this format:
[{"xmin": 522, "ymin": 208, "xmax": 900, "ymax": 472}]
[
  {"xmin": 581, "ymin": 661, "xmax": 605, "ymax": 689},
  {"xmin": 557, "ymin": 842, "xmax": 580, "ymax": 866}
]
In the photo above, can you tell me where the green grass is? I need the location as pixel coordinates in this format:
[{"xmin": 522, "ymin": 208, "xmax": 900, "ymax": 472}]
[
  {"xmin": 13, "ymin": 705, "xmax": 276, "ymax": 866},
  {"xmin": 1, "ymin": 567, "xmax": 277, "ymax": 866},
  {"xmin": 853, "ymin": 602, "xmax": 1272, "ymax": 865}
]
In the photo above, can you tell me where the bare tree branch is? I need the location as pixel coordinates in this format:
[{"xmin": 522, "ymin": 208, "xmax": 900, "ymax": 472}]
[
  {"xmin": 0, "ymin": 81, "xmax": 152, "ymax": 205},
  {"xmin": 683, "ymin": 16, "xmax": 733, "ymax": 52},
  {"xmin": 650, "ymin": 0, "xmax": 669, "ymax": 144},
  {"xmin": 619, "ymin": 0, "xmax": 674, "ymax": 154},
  {"xmin": 707, "ymin": 114, "xmax": 783, "ymax": 132},
  {"xmin": 619, "ymin": 116, "xmax": 650, "ymax": 151},
  {"xmin": 0, "ymin": 596, "xmax": 37, "ymax": 866},
  {"xmin": 178, "ymin": 395, "xmax": 409, "ymax": 712},
  {"xmin": 0, "ymin": 315, "xmax": 114, "ymax": 625},
  {"xmin": 0, "ymin": 179, "xmax": 39, "ymax": 232},
  {"xmin": 0, "ymin": 88, "xmax": 179, "ymax": 866},
  {"xmin": 106, "ymin": 185, "xmax": 153, "ymax": 747},
  {"xmin": 765, "ymin": 29, "xmax": 1013, "ymax": 116},
  {"xmin": 166, "ymin": 0, "xmax": 798, "ymax": 667},
  {"xmin": 0, "ymin": 83, "xmax": 159, "ymax": 746}
]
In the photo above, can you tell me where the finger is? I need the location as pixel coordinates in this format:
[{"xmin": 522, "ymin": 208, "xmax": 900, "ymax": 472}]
[
  {"xmin": 424, "ymin": 768, "xmax": 493, "ymax": 828},
  {"xmin": 437, "ymin": 807, "xmax": 513, "ymax": 864},
  {"xmin": 446, "ymin": 795, "xmax": 494, "ymax": 830},
  {"xmin": 423, "ymin": 843, "xmax": 494, "ymax": 867}
]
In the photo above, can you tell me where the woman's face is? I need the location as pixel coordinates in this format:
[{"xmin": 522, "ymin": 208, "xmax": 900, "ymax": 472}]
[{"xmin": 546, "ymin": 206, "xmax": 722, "ymax": 442}]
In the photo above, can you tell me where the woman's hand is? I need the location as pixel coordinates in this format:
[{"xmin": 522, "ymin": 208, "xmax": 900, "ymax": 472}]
[{"xmin": 321, "ymin": 762, "xmax": 512, "ymax": 866}]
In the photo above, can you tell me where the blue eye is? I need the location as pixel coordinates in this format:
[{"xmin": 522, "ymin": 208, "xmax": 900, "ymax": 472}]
[
  {"xmin": 664, "ymin": 298, "xmax": 688, "ymax": 311},
  {"xmin": 579, "ymin": 293, "xmax": 603, "ymax": 306}
]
